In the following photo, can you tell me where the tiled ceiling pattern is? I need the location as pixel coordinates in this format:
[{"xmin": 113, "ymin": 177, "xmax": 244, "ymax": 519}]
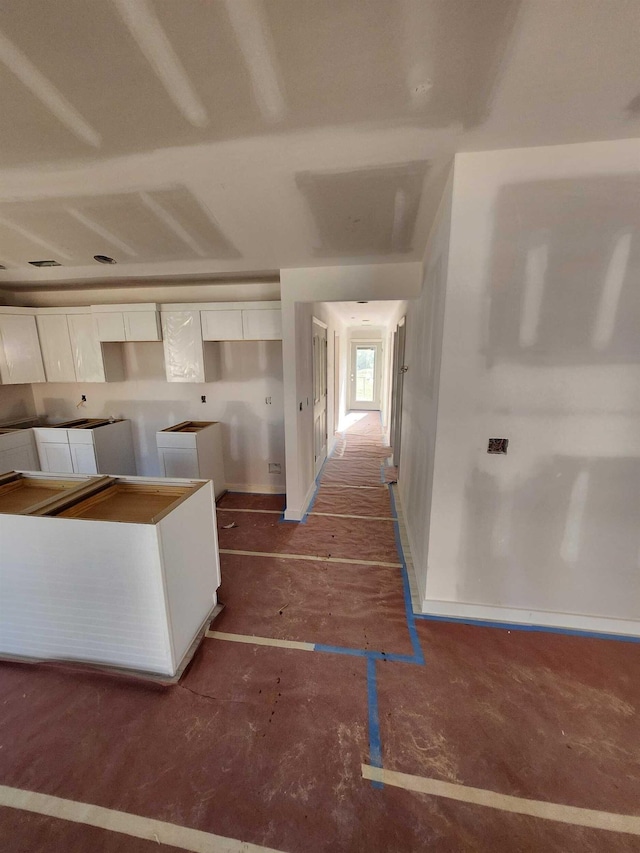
[
  {"xmin": 0, "ymin": 188, "xmax": 240, "ymax": 267},
  {"xmin": 0, "ymin": 0, "xmax": 519, "ymax": 166}
]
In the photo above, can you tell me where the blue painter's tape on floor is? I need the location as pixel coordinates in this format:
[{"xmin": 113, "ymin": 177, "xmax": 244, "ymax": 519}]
[
  {"xmin": 388, "ymin": 485, "xmax": 425, "ymax": 666},
  {"xmin": 366, "ymin": 657, "xmax": 384, "ymax": 789},
  {"xmin": 413, "ymin": 612, "xmax": 640, "ymax": 644}
]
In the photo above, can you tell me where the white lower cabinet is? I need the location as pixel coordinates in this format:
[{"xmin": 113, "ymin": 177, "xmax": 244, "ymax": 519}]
[
  {"xmin": 0, "ymin": 471, "xmax": 220, "ymax": 677},
  {"xmin": 0, "ymin": 430, "xmax": 40, "ymax": 474},
  {"xmin": 157, "ymin": 421, "xmax": 225, "ymax": 498},
  {"xmin": 34, "ymin": 420, "xmax": 136, "ymax": 475}
]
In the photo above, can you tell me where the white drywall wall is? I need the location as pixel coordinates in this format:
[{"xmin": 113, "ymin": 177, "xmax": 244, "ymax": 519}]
[
  {"xmin": 0, "ymin": 384, "xmax": 36, "ymax": 424},
  {"xmin": 399, "ymin": 169, "xmax": 453, "ymax": 600},
  {"xmin": 30, "ymin": 339, "xmax": 285, "ymax": 492},
  {"xmin": 424, "ymin": 139, "xmax": 640, "ymax": 632}
]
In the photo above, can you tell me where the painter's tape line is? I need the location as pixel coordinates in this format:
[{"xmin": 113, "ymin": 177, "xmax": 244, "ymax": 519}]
[
  {"xmin": 206, "ymin": 631, "xmax": 314, "ymax": 651},
  {"xmin": 360, "ymin": 766, "xmax": 640, "ymax": 836},
  {"xmin": 219, "ymin": 549, "xmax": 402, "ymax": 569},
  {"xmin": 217, "ymin": 508, "xmax": 283, "ymax": 515},
  {"xmin": 366, "ymin": 658, "xmax": 384, "ymax": 789},
  {"xmin": 208, "ymin": 634, "xmax": 417, "ymax": 664},
  {"xmin": 316, "ymin": 484, "xmax": 387, "ymax": 491},
  {"xmin": 413, "ymin": 613, "xmax": 640, "ymax": 644},
  {"xmin": 309, "ymin": 512, "xmax": 395, "ymax": 521},
  {"xmin": 388, "ymin": 486, "xmax": 425, "ymax": 665},
  {"xmin": 0, "ymin": 784, "xmax": 286, "ymax": 853}
]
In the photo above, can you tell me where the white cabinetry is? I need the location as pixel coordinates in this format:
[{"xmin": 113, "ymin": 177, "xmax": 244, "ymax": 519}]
[
  {"xmin": 199, "ymin": 302, "xmax": 282, "ymax": 341},
  {"xmin": 242, "ymin": 308, "xmax": 282, "ymax": 340},
  {"xmin": 34, "ymin": 420, "xmax": 136, "ymax": 475},
  {"xmin": 92, "ymin": 304, "xmax": 161, "ymax": 342},
  {"xmin": 67, "ymin": 311, "xmax": 124, "ymax": 382},
  {"xmin": 36, "ymin": 311, "xmax": 77, "ymax": 382},
  {"xmin": 161, "ymin": 310, "xmax": 213, "ymax": 383},
  {"xmin": 201, "ymin": 309, "xmax": 244, "ymax": 341},
  {"xmin": 157, "ymin": 421, "xmax": 225, "ymax": 498},
  {"xmin": 0, "ymin": 308, "xmax": 45, "ymax": 385},
  {"xmin": 0, "ymin": 472, "xmax": 220, "ymax": 678},
  {"xmin": 0, "ymin": 430, "xmax": 39, "ymax": 474}
]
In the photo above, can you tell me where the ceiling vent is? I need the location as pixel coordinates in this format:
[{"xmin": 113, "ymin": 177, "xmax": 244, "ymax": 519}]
[{"xmin": 29, "ymin": 260, "xmax": 61, "ymax": 267}]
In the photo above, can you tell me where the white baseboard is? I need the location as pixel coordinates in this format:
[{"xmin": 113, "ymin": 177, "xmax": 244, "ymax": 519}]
[
  {"xmin": 283, "ymin": 477, "xmax": 317, "ymax": 521},
  {"xmin": 224, "ymin": 483, "xmax": 285, "ymax": 495},
  {"xmin": 421, "ymin": 599, "xmax": 640, "ymax": 638}
]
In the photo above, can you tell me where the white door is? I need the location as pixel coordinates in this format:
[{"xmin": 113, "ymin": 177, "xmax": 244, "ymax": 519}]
[
  {"xmin": 312, "ymin": 320, "xmax": 328, "ymax": 475},
  {"xmin": 349, "ymin": 341, "xmax": 382, "ymax": 411}
]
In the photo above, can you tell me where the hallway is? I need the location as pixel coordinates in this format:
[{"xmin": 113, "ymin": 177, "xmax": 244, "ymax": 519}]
[{"xmin": 1, "ymin": 413, "xmax": 640, "ymax": 851}]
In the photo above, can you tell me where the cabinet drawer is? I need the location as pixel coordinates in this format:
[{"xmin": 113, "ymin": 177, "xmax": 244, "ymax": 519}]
[{"xmin": 34, "ymin": 428, "xmax": 70, "ymax": 444}]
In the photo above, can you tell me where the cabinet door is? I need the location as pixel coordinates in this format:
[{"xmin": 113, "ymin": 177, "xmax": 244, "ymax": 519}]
[
  {"xmin": 201, "ymin": 310, "xmax": 243, "ymax": 341},
  {"xmin": 124, "ymin": 311, "xmax": 161, "ymax": 341},
  {"xmin": 159, "ymin": 447, "xmax": 199, "ymax": 479},
  {"xmin": 0, "ymin": 443, "xmax": 39, "ymax": 474},
  {"xmin": 161, "ymin": 311, "xmax": 205, "ymax": 382},
  {"xmin": 37, "ymin": 314, "xmax": 77, "ymax": 382},
  {"xmin": 39, "ymin": 442, "xmax": 74, "ymax": 473},
  {"xmin": 0, "ymin": 314, "xmax": 46, "ymax": 384},
  {"xmin": 95, "ymin": 312, "xmax": 126, "ymax": 342},
  {"xmin": 242, "ymin": 309, "xmax": 282, "ymax": 340},
  {"xmin": 67, "ymin": 314, "xmax": 106, "ymax": 382},
  {"xmin": 71, "ymin": 443, "xmax": 98, "ymax": 474}
]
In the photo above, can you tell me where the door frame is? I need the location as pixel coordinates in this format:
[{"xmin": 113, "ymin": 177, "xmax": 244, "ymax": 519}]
[
  {"xmin": 349, "ymin": 339, "xmax": 383, "ymax": 411},
  {"xmin": 390, "ymin": 317, "xmax": 407, "ymax": 469},
  {"xmin": 312, "ymin": 317, "xmax": 328, "ymax": 476}
]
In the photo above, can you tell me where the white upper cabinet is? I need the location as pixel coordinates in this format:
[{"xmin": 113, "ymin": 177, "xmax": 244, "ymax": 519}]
[
  {"xmin": 94, "ymin": 312, "xmax": 126, "ymax": 342},
  {"xmin": 36, "ymin": 313, "xmax": 77, "ymax": 383},
  {"xmin": 67, "ymin": 312, "xmax": 124, "ymax": 383},
  {"xmin": 242, "ymin": 308, "xmax": 282, "ymax": 340},
  {"xmin": 201, "ymin": 309, "xmax": 244, "ymax": 341},
  {"xmin": 92, "ymin": 304, "xmax": 161, "ymax": 342},
  {"xmin": 161, "ymin": 311, "xmax": 208, "ymax": 383},
  {"xmin": 0, "ymin": 309, "xmax": 45, "ymax": 385}
]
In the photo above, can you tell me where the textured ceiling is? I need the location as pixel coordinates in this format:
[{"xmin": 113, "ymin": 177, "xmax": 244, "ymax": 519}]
[{"xmin": 0, "ymin": 0, "xmax": 638, "ymax": 285}]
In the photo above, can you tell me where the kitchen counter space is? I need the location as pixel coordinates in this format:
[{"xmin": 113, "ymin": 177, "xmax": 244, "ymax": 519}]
[{"xmin": 0, "ymin": 471, "xmax": 220, "ymax": 678}]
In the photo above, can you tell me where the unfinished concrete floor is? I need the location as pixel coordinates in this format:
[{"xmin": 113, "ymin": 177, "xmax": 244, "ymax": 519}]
[{"xmin": 1, "ymin": 412, "xmax": 640, "ymax": 851}]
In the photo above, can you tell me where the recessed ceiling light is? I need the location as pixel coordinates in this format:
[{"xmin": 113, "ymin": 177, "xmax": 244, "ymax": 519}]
[
  {"xmin": 29, "ymin": 259, "xmax": 61, "ymax": 267},
  {"xmin": 94, "ymin": 254, "xmax": 116, "ymax": 264},
  {"xmin": 357, "ymin": 301, "xmax": 368, "ymax": 304},
  {"xmin": 0, "ymin": 265, "xmax": 6, "ymax": 270}
]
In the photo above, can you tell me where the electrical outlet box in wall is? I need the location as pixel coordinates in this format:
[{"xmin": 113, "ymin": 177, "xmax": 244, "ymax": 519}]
[
  {"xmin": 268, "ymin": 463, "xmax": 281, "ymax": 474},
  {"xmin": 487, "ymin": 438, "xmax": 509, "ymax": 454}
]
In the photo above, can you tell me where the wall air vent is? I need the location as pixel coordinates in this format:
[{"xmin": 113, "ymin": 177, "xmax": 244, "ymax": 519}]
[{"xmin": 29, "ymin": 260, "xmax": 61, "ymax": 267}]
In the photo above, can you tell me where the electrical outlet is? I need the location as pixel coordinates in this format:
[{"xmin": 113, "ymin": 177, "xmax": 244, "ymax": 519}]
[
  {"xmin": 487, "ymin": 438, "xmax": 508, "ymax": 454},
  {"xmin": 201, "ymin": 395, "xmax": 206, "ymax": 403},
  {"xmin": 268, "ymin": 463, "xmax": 281, "ymax": 474},
  {"xmin": 265, "ymin": 396, "xmax": 272, "ymax": 405},
  {"xmin": 81, "ymin": 395, "xmax": 87, "ymax": 402}
]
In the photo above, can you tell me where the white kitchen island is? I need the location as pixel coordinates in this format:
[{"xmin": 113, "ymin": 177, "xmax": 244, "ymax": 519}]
[{"xmin": 0, "ymin": 471, "xmax": 220, "ymax": 678}]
